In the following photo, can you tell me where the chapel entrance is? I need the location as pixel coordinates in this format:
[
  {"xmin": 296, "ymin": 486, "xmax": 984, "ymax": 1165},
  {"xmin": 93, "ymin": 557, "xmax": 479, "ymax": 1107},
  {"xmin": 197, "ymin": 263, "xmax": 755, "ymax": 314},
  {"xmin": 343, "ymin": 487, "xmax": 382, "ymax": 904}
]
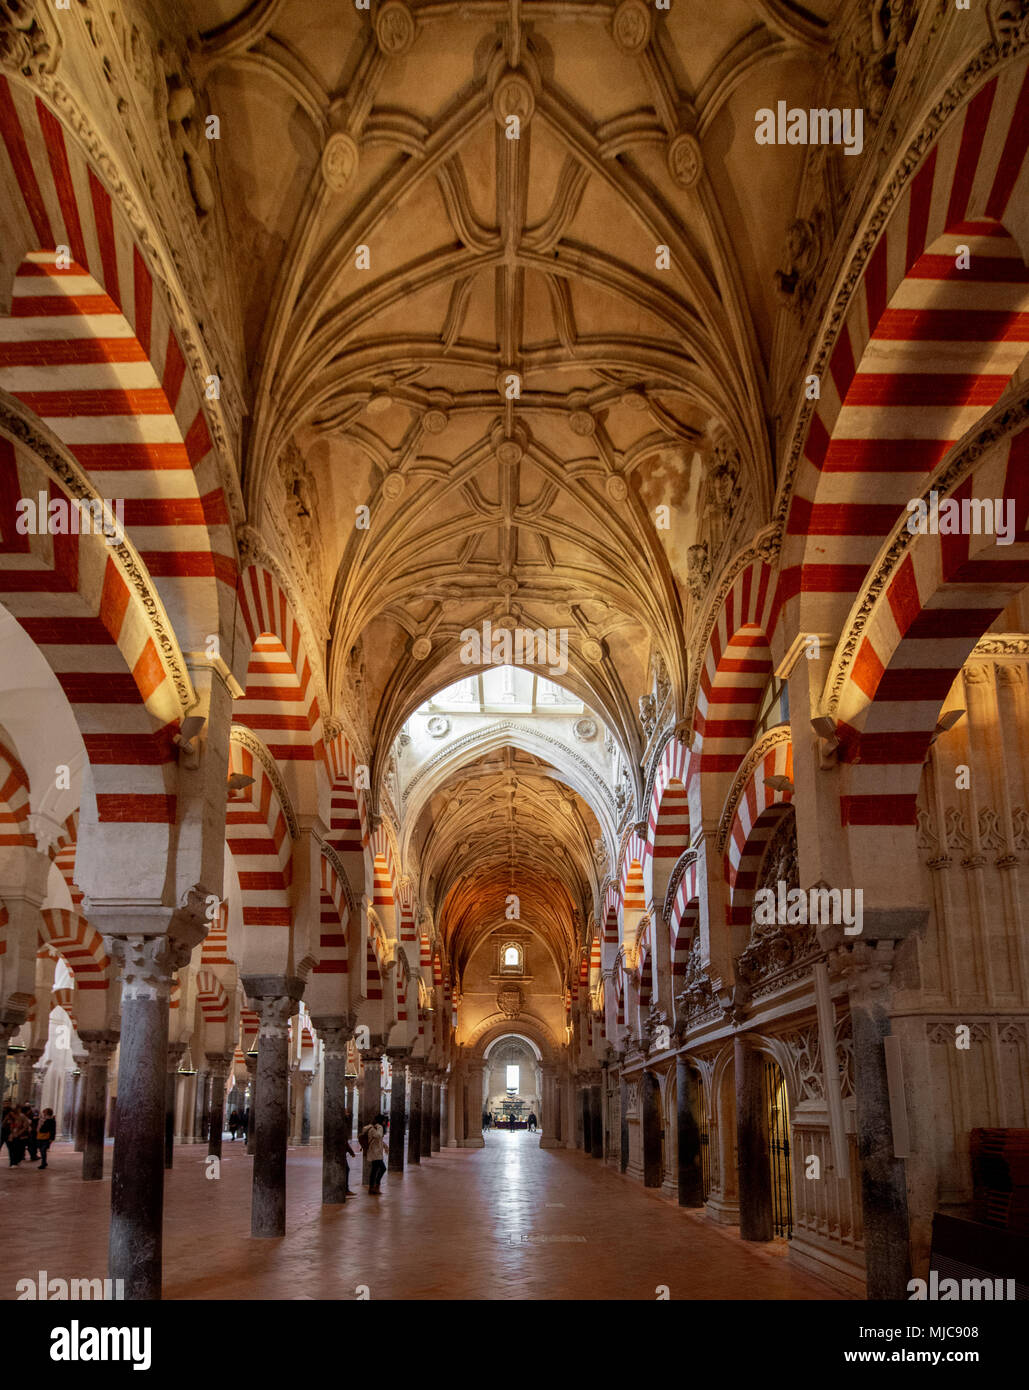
[{"xmin": 483, "ymin": 1035, "xmax": 542, "ymax": 1131}]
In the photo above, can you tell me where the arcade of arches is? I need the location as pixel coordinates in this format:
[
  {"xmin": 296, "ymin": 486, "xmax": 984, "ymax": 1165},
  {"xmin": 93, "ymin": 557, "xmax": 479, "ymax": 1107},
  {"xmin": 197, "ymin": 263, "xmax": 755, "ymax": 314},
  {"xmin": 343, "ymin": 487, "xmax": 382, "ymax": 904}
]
[{"xmin": 0, "ymin": 0, "xmax": 1028, "ymax": 1304}]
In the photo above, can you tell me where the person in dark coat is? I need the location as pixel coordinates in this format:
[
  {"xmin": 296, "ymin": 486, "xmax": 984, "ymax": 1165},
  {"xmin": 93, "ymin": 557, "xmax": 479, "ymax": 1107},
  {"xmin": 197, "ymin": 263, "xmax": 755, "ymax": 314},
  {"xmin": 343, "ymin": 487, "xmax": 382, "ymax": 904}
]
[{"xmin": 36, "ymin": 1108, "xmax": 56, "ymax": 1168}]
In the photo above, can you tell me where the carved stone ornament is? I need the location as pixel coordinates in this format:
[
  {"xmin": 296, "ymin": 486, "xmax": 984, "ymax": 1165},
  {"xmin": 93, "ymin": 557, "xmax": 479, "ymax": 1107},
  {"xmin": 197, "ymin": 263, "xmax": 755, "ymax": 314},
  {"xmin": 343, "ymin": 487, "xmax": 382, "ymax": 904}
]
[
  {"xmin": 423, "ymin": 408, "xmax": 449, "ymax": 434},
  {"xmin": 606, "ymin": 475, "xmax": 628, "ymax": 502},
  {"xmin": 989, "ymin": 0, "xmax": 1029, "ymax": 46},
  {"xmin": 573, "ymin": 717, "xmax": 597, "ymax": 742},
  {"xmin": 582, "ymin": 637, "xmax": 604, "ymax": 664},
  {"xmin": 322, "ymin": 132, "xmax": 359, "ymax": 192},
  {"xmin": 382, "ymin": 472, "xmax": 405, "ymax": 499},
  {"xmin": 611, "ymin": 0, "xmax": 652, "ymax": 54},
  {"xmin": 638, "ymin": 694, "xmax": 656, "ymax": 740},
  {"xmin": 492, "ymin": 72, "xmax": 534, "ymax": 128},
  {"xmin": 426, "ymin": 715, "xmax": 450, "ymax": 738},
  {"xmin": 667, "ymin": 132, "xmax": 703, "ymax": 190},
  {"xmin": 375, "ymin": 2, "xmax": 416, "ymax": 55},
  {"xmin": 774, "ymin": 215, "xmax": 825, "ymax": 314},
  {"xmin": 685, "ymin": 542, "xmax": 711, "ymax": 602},
  {"xmin": 497, "ymin": 984, "xmax": 523, "ymax": 1018},
  {"xmin": 569, "ymin": 410, "xmax": 596, "ymax": 436},
  {"xmin": 0, "ymin": 0, "xmax": 60, "ymax": 76}
]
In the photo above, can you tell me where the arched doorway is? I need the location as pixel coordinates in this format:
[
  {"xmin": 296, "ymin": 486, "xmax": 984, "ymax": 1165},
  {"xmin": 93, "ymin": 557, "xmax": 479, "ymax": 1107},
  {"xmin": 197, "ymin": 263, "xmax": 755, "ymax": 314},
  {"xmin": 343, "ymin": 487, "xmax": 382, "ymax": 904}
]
[
  {"xmin": 642, "ymin": 1071, "xmax": 662, "ymax": 1188},
  {"xmin": 483, "ymin": 1034, "xmax": 541, "ymax": 1130}
]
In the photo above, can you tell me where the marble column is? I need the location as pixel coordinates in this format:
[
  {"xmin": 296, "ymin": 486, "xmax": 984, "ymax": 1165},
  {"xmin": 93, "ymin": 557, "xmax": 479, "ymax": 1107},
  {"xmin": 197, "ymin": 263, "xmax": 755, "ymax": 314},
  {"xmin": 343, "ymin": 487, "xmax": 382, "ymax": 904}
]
[
  {"xmin": 831, "ymin": 937, "xmax": 913, "ymax": 1300},
  {"xmin": 165, "ymin": 1042, "xmax": 186, "ymax": 1168},
  {"xmin": 73, "ymin": 1054, "xmax": 87, "ymax": 1151},
  {"xmin": 16, "ymin": 1046, "xmax": 42, "ymax": 1103},
  {"xmin": 79, "ymin": 1032, "xmax": 117, "ymax": 1182},
  {"xmin": 590, "ymin": 1079, "xmax": 603, "ymax": 1158},
  {"xmin": 675, "ymin": 1054, "xmax": 704, "ymax": 1207},
  {"xmin": 311, "ymin": 1018, "xmax": 354, "ymax": 1204},
  {"xmin": 242, "ymin": 978, "xmax": 302, "ymax": 1239},
  {"xmin": 387, "ymin": 1048, "xmax": 409, "ymax": 1173},
  {"xmin": 194, "ymin": 1065, "xmax": 209, "ymax": 1146},
  {"xmin": 431, "ymin": 1071, "xmax": 442, "ymax": 1152},
  {"xmin": 735, "ymin": 1035, "xmax": 773, "ymax": 1241},
  {"xmin": 580, "ymin": 1085, "xmax": 590, "ymax": 1151},
  {"xmin": 619, "ymin": 1075, "xmax": 630, "ymax": 1171},
  {"xmin": 107, "ymin": 936, "xmax": 178, "ymax": 1300},
  {"xmin": 539, "ymin": 1067, "xmax": 558, "ymax": 1148},
  {"xmin": 462, "ymin": 1064, "xmax": 484, "ymax": 1148},
  {"xmin": 62, "ymin": 1065, "xmax": 79, "ymax": 1139},
  {"xmin": 300, "ymin": 1071, "xmax": 314, "ymax": 1145},
  {"xmin": 359, "ymin": 1049, "xmax": 383, "ymax": 1184},
  {"xmin": 245, "ymin": 1052, "xmax": 258, "ymax": 1155},
  {"xmin": 440, "ymin": 1075, "xmax": 449, "ymax": 1149},
  {"xmin": 447, "ymin": 1065, "xmax": 463, "ymax": 1147},
  {"xmin": 420, "ymin": 1073, "xmax": 433, "ymax": 1157},
  {"xmin": 407, "ymin": 1061, "xmax": 423, "ymax": 1163},
  {"xmin": 206, "ymin": 1053, "xmax": 230, "ymax": 1159}
]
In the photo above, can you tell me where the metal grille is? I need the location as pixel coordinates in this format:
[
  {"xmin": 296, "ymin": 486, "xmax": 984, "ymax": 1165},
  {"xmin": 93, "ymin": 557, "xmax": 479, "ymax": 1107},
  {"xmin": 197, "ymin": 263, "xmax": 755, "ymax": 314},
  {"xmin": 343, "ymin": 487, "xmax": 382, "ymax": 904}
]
[
  {"xmin": 763, "ymin": 1060, "xmax": 793, "ymax": 1239},
  {"xmin": 696, "ymin": 1078, "xmax": 711, "ymax": 1198}
]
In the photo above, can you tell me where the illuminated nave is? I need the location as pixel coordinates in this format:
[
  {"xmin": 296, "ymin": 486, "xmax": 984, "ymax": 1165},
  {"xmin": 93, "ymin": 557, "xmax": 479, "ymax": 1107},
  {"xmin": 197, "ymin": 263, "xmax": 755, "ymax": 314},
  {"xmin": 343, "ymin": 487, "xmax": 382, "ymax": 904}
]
[{"xmin": 1, "ymin": 0, "xmax": 1029, "ymax": 1306}]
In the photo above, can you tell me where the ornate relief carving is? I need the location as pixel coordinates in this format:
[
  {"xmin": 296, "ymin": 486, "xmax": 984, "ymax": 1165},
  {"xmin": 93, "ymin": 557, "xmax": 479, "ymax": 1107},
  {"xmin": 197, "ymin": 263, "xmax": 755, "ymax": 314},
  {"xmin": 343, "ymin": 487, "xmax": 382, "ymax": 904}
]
[
  {"xmin": 774, "ymin": 215, "xmax": 825, "ymax": 315},
  {"xmin": 0, "ymin": 0, "xmax": 61, "ymax": 76}
]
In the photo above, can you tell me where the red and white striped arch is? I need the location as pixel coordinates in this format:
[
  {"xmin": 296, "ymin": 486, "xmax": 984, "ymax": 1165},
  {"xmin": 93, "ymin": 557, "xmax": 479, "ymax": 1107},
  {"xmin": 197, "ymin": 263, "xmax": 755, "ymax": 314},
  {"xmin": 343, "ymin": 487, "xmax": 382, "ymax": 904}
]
[
  {"xmin": 667, "ymin": 852, "xmax": 701, "ymax": 977},
  {"xmin": 1, "ymin": 435, "xmax": 184, "ymax": 825},
  {"xmin": 37, "ymin": 907, "xmax": 110, "ymax": 1032},
  {"xmin": 0, "ymin": 76, "xmax": 234, "ymax": 627},
  {"xmin": 225, "ymin": 739, "xmax": 293, "ymax": 935},
  {"xmin": 782, "ymin": 61, "xmax": 1029, "ymax": 635},
  {"xmin": 726, "ymin": 802, "xmax": 796, "ymax": 932},
  {"xmin": 312, "ymin": 852, "xmax": 350, "ymax": 978},
  {"xmin": 325, "ymin": 726, "xmax": 368, "ymax": 846},
  {"xmin": 723, "ymin": 738, "xmax": 795, "ymax": 929},
  {"xmin": 834, "ymin": 419, "xmax": 1029, "ymax": 853},
  {"xmin": 195, "ymin": 968, "xmax": 230, "ymax": 1029},
  {"xmin": 50, "ymin": 812, "xmax": 83, "ymax": 909},
  {"xmin": 235, "ymin": 566, "xmax": 324, "ymax": 776},
  {"xmin": 396, "ymin": 878, "xmax": 417, "ymax": 947},
  {"xmin": 692, "ymin": 559, "xmax": 778, "ymax": 799},
  {"xmin": 51, "ymin": 983, "xmax": 75, "ymax": 1026},
  {"xmin": 0, "ymin": 735, "xmax": 31, "ymax": 848},
  {"xmin": 645, "ymin": 746, "xmax": 691, "ymax": 913},
  {"xmin": 200, "ymin": 898, "xmax": 232, "ymax": 969},
  {"xmin": 240, "ymin": 1008, "xmax": 259, "ymax": 1053}
]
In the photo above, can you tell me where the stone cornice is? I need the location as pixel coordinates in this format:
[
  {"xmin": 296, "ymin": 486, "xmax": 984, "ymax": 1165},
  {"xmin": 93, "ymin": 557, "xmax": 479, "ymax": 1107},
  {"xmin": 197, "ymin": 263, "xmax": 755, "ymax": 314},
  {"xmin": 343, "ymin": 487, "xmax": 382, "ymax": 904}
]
[{"xmin": 0, "ymin": 391, "xmax": 196, "ymax": 716}]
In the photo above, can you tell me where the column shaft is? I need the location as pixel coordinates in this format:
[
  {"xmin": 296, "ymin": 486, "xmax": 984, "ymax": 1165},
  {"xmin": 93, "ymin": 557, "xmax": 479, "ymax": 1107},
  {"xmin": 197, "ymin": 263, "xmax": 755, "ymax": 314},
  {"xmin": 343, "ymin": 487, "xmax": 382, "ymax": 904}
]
[
  {"xmin": 420, "ymin": 1077, "xmax": 432, "ymax": 1156},
  {"xmin": 676, "ymin": 1055, "xmax": 704, "ymax": 1207},
  {"xmin": 735, "ymin": 1036, "xmax": 773, "ymax": 1242},
  {"xmin": 431, "ymin": 1076, "xmax": 441, "ymax": 1152},
  {"xmin": 388, "ymin": 1057, "xmax": 407, "ymax": 1173},
  {"xmin": 408, "ymin": 1066, "xmax": 422, "ymax": 1163}
]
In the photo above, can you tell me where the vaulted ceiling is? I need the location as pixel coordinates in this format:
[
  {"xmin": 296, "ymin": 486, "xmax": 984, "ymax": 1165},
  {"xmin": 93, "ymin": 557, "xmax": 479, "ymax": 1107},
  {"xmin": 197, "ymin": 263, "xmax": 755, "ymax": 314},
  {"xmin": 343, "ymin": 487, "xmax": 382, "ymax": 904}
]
[
  {"xmin": 193, "ymin": 0, "xmax": 841, "ymax": 761},
  {"xmin": 185, "ymin": 0, "xmax": 849, "ymax": 980}
]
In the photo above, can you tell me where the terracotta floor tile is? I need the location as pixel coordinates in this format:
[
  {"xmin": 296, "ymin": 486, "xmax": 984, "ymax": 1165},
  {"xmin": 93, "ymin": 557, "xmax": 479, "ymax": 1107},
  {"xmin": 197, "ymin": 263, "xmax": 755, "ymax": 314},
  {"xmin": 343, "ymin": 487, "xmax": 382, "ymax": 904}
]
[{"xmin": 0, "ymin": 1132, "xmax": 843, "ymax": 1300}]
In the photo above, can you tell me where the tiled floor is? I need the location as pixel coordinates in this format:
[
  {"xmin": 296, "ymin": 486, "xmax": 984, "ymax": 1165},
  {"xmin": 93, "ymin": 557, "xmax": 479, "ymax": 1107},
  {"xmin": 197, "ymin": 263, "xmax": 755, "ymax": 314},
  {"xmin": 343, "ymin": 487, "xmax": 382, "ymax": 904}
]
[{"xmin": 0, "ymin": 1132, "xmax": 843, "ymax": 1300}]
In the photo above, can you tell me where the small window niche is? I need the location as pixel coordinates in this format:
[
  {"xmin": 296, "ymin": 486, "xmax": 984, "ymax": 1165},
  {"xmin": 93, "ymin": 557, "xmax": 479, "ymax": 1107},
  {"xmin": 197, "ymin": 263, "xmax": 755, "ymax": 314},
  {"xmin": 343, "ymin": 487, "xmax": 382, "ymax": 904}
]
[{"xmin": 501, "ymin": 942, "xmax": 523, "ymax": 974}]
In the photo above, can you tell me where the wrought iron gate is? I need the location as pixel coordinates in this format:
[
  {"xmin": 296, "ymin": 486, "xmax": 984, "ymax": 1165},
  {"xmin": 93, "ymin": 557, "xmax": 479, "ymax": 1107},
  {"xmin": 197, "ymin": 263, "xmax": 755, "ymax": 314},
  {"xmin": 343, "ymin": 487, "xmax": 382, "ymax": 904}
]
[
  {"xmin": 695, "ymin": 1075, "xmax": 711, "ymax": 1198},
  {"xmin": 763, "ymin": 1059, "xmax": 793, "ymax": 1239}
]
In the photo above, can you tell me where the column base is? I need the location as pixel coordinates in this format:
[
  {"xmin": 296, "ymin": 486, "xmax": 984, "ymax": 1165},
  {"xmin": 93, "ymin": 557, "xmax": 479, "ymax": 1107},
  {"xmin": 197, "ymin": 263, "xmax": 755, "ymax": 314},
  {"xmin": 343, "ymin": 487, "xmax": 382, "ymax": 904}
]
[
  {"xmin": 460, "ymin": 1136, "xmax": 485, "ymax": 1149},
  {"xmin": 539, "ymin": 1135, "xmax": 559, "ymax": 1148}
]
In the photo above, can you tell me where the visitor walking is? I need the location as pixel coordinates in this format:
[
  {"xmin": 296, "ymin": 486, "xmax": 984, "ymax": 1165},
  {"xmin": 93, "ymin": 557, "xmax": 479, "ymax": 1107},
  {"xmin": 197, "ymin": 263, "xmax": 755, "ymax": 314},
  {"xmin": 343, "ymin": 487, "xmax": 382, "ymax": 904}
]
[
  {"xmin": 228, "ymin": 1109, "xmax": 240, "ymax": 1140},
  {"xmin": 25, "ymin": 1104, "xmax": 38, "ymax": 1161},
  {"xmin": 361, "ymin": 1114, "xmax": 388, "ymax": 1193},
  {"xmin": 527, "ymin": 1111, "xmax": 537, "ymax": 1132},
  {"xmin": 36, "ymin": 1107, "xmax": 56, "ymax": 1168},
  {"xmin": 6, "ymin": 1105, "xmax": 29, "ymax": 1165}
]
